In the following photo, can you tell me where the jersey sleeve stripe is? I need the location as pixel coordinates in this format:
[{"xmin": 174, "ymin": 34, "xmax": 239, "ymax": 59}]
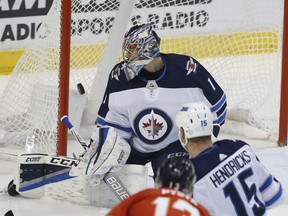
[
  {"xmin": 96, "ymin": 116, "xmax": 106, "ymax": 125},
  {"xmin": 96, "ymin": 117, "xmax": 133, "ymax": 133},
  {"xmin": 210, "ymin": 94, "xmax": 226, "ymax": 112},
  {"xmin": 213, "ymin": 110, "xmax": 227, "ymax": 125},
  {"xmin": 259, "ymin": 175, "xmax": 273, "ymax": 192},
  {"xmin": 264, "ymin": 184, "xmax": 283, "ymax": 207}
]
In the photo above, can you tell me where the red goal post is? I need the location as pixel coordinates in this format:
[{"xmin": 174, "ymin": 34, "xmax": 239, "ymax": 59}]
[
  {"xmin": 0, "ymin": 0, "xmax": 287, "ymax": 159},
  {"xmin": 278, "ymin": 0, "xmax": 288, "ymax": 147},
  {"xmin": 57, "ymin": 0, "xmax": 71, "ymax": 155}
]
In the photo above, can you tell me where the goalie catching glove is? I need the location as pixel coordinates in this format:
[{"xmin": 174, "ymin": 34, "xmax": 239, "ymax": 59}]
[{"xmin": 70, "ymin": 126, "xmax": 131, "ymax": 179}]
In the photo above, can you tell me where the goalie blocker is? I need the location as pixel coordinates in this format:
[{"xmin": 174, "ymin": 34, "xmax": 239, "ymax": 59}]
[
  {"xmin": 12, "ymin": 153, "xmax": 77, "ymax": 198},
  {"xmin": 7, "ymin": 127, "xmax": 148, "ymax": 207}
]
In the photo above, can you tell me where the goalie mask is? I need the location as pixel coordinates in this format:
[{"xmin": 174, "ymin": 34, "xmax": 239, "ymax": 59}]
[
  {"xmin": 155, "ymin": 157, "xmax": 196, "ymax": 195},
  {"xmin": 175, "ymin": 102, "xmax": 213, "ymax": 150},
  {"xmin": 122, "ymin": 24, "xmax": 161, "ymax": 80}
]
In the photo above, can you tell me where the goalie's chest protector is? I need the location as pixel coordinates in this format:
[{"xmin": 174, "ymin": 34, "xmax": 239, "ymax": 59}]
[{"xmin": 98, "ymin": 53, "xmax": 224, "ymax": 153}]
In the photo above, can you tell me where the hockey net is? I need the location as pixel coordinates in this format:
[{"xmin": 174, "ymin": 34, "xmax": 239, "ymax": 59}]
[{"xmin": 0, "ymin": 0, "xmax": 286, "ymax": 158}]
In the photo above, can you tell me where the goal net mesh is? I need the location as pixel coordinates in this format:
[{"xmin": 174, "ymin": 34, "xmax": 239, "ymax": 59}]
[{"xmin": 0, "ymin": 0, "xmax": 284, "ymax": 156}]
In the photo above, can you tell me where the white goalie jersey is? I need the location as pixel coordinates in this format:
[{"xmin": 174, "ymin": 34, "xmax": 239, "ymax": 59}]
[
  {"xmin": 97, "ymin": 53, "xmax": 227, "ymax": 154},
  {"xmin": 191, "ymin": 140, "xmax": 283, "ymax": 216}
]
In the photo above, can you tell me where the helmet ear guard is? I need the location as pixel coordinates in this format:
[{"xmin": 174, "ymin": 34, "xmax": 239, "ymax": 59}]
[
  {"xmin": 175, "ymin": 102, "xmax": 213, "ymax": 150},
  {"xmin": 122, "ymin": 24, "xmax": 161, "ymax": 80}
]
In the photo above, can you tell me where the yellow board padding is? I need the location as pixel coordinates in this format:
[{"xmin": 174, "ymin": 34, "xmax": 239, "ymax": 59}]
[
  {"xmin": 70, "ymin": 43, "xmax": 106, "ymax": 68},
  {"xmin": 161, "ymin": 30, "xmax": 280, "ymax": 59},
  {"xmin": 0, "ymin": 29, "xmax": 280, "ymax": 76},
  {"xmin": 0, "ymin": 49, "xmax": 25, "ymax": 75}
]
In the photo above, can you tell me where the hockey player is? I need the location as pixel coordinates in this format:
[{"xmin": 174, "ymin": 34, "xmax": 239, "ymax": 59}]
[
  {"xmin": 107, "ymin": 157, "xmax": 210, "ymax": 216},
  {"xmin": 96, "ymin": 23, "xmax": 227, "ymax": 176},
  {"xmin": 175, "ymin": 102, "xmax": 284, "ymax": 216},
  {"xmin": 5, "ymin": 24, "xmax": 226, "ymax": 200}
]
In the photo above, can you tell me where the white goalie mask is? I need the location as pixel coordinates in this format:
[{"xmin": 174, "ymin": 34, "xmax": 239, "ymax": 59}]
[
  {"xmin": 175, "ymin": 102, "xmax": 213, "ymax": 150},
  {"xmin": 122, "ymin": 24, "xmax": 161, "ymax": 80}
]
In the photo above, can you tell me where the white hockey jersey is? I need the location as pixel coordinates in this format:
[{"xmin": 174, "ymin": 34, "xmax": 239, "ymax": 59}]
[
  {"xmin": 97, "ymin": 53, "xmax": 226, "ymax": 153},
  {"xmin": 192, "ymin": 139, "xmax": 283, "ymax": 216}
]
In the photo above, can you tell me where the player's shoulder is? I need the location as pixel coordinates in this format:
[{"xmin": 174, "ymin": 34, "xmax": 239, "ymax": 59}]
[
  {"xmin": 213, "ymin": 139, "xmax": 252, "ymax": 156},
  {"xmin": 216, "ymin": 139, "xmax": 250, "ymax": 150},
  {"xmin": 162, "ymin": 53, "xmax": 195, "ymax": 65},
  {"xmin": 108, "ymin": 61, "xmax": 127, "ymax": 82},
  {"xmin": 162, "ymin": 53, "xmax": 191, "ymax": 60},
  {"xmin": 106, "ymin": 61, "xmax": 137, "ymax": 93},
  {"xmin": 162, "ymin": 53, "xmax": 206, "ymax": 77},
  {"xmin": 192, "ymin": 139, "xmax": 253, "ymax": 182},
  {"xmin": 213, "ymin": 139, "xmax": 255, "ymax": 161}
]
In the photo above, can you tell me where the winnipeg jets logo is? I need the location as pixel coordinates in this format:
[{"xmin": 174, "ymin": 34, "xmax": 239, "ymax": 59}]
[
  {"xmin": 134, "ymin": 108, "xmax": 173, "ymax": 144},
  {"xmin": 186, "ymin": 57, "xmax": 197, "ymax": 75},
  {"xmin": 142, "ymin": 111, "xmax": 164, "ymax": 138}
]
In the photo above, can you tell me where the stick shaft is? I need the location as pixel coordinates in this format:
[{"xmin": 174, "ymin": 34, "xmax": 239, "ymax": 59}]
[{"xmin": 61, "ymin": 115, "xmax": 88, "ymax": 149}]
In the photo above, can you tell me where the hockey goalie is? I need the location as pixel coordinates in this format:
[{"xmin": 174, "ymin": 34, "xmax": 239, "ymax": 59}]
[{"xmin": 6, "ymin": 127, "xmax": 148, "ymax": 208}]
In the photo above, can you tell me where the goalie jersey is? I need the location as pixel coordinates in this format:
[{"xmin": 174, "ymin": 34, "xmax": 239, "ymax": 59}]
[
  {"xmin": 191, "ymin": 139, "xmax": 283, "ymax": 216},
  {"xmin": 97, "ymin": 53, "xmax": 226, "ymax": 153}
]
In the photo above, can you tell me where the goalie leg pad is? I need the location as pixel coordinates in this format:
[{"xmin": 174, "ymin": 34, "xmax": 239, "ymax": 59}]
[
  {"xmin": 94, "ymin": 136, "xmax": 131, "ymax": 175},
  {"xmin": 88, "ymin": 164, "xmax": 148, "ymax": 208}
]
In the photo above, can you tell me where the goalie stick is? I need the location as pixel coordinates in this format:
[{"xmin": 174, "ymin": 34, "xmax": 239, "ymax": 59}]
[
  {"xmin": 61, "ymin": 115, "xmax": 131, "ymax": 201},
  {"xmin": 61, "ymin": 115, "xmax": 88, "ymax": 150}
]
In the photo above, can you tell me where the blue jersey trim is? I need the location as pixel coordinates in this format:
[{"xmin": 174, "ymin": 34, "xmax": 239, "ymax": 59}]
[
  {"xmin": 259, "ymin": 175, "xmax": 283, "ymax": 207},
  {"xmin": 213, "ymin": 110, "xmax": 227, "ymax": 125},
  {"xmin": 211, "ymin": 94, "xmax": 226, "ymax": 112},
  {"xmin": 260, "ymin": 175, "xmax": 273, "ymax": 192},
  {"xmin": 135, "ymin": 51, "xmax": 160, "ymax": 76},
  {"xmin": 19, "ymin": 172, "xmax": 73, "ymax": 192},
  {"xmin": 265, "ymin": 184, "xmax": 283, "ymax": 207},
  {"xmin": 155, "ymin": 55, "xmax": 167, "ymax": 81},
  {"xmin": 97, "ymin": 117, "xmax": 133, "ymax": 133},
  {"xmin": 139, "ymin": 54, "xmax": 167, "ymax": 82}
]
